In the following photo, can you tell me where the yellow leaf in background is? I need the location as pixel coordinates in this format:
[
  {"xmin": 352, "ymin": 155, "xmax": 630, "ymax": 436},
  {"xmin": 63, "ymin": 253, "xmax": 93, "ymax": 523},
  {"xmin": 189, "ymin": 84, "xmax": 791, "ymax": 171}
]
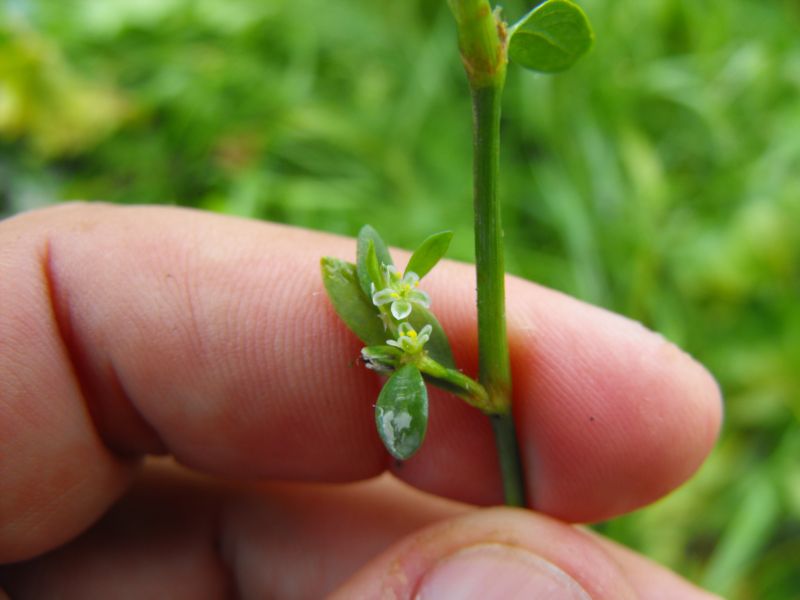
[{"xmin": 0, "ymin": 24, "xmax": 129, "ymax": 157}]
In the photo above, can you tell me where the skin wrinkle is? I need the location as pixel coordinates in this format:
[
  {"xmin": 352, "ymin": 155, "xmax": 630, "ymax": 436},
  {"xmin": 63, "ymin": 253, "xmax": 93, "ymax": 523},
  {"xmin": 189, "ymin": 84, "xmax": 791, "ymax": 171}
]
[
  {"xmin": 42, "ymin": 210, "xmax": 226, "ymax": 470},
  {"xmin": 48, "ymin": 227, "xmax": 164, "ymax": 455},
  {"xmin": 41, "ymin": 237, "xmax": 112, "ymax": 452},
  {"xmin": 42, "ymin": 231, "xmax": 138, "ymax": 479},
  {"xmin": 106, "ymin": 358, "xmax": 166, "ymax": 456},
  {"xmin": 0, "ymin": 219, "xmax": 132, "ymax": 562}
]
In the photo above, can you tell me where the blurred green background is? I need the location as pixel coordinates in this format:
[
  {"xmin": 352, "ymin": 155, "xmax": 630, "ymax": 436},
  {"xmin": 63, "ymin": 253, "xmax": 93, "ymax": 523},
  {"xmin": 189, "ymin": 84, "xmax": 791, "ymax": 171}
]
[{"xmin": 1, "ymin": 0, "xmax": 798, "ymax": 596}]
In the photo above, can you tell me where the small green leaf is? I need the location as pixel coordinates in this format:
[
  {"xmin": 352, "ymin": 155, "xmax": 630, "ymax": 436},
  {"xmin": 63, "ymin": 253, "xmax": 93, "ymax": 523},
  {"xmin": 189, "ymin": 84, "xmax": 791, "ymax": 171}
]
[
  {"xmin": 321, "ymin": 257, "xmax": 385, "ymax": 346},
  {"xmin": 406, "ymin": 230, "xmax": 453, "ymax": 280},
  {"xmin": 357, "ymin": 225, "xmax": 393, "ymax": 297},
  {"xmin": 365, "ymin": 240, "xmax": 386, "ymax": 294},
  {"xmin": 375, "ymin": 364, "xmax": 428, "ymax": 460},
  {"xmin": 408, "ymin": 306, "xmax": 455, "ymax": 369},
  {"xmin": 508, "ymin": 0, "xmax": 594, "ymax": 73}
]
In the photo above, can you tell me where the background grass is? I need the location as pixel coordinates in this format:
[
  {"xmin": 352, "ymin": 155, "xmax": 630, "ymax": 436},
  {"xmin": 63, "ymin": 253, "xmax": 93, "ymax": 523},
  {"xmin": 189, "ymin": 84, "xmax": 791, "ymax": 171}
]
[{"xmin": 2, "ymin": 0, "xmax": 799, "ymax": 596}]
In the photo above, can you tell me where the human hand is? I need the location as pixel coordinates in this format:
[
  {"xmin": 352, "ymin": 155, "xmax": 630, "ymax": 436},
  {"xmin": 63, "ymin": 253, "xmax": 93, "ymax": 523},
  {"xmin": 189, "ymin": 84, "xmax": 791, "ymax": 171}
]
[{"xmin": 0, "ymin": 204, "xmax": 722, "ymax": 598}]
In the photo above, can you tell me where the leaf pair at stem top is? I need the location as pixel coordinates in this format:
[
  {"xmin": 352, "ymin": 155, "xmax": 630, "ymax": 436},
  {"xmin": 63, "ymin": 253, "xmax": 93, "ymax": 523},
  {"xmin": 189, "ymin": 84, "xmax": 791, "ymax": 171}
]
[{"xmin": 450, "ymin": 0, "xmax": 594, "ymax": 86}]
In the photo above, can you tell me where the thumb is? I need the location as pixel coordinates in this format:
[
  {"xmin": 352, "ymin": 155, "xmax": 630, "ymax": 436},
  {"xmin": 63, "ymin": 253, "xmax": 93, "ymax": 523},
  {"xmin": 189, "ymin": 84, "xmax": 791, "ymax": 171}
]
[
  {"xmin": 398, "ymin": 544, "xmax": 592, "ymax": 600},
  {"xmin": 331, "ymin": 508, "xmax": 720, "ymax": 600}
]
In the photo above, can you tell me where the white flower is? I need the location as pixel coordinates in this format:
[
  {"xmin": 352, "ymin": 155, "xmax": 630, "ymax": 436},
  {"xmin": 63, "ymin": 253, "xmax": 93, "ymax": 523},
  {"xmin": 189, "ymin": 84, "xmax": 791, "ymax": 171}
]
[
  {"xmin": 372, "ymin": 265, "xmax": 431, "ymax": 320},
  {"xmin": 386, "ymin": 322, "xmax": 433, "ymax": 354}
]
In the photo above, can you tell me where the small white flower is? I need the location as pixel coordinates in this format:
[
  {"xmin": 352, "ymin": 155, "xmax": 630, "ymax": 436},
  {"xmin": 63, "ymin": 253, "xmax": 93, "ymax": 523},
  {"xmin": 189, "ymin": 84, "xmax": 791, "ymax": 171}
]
[
  {"xmin": 386, "ymin": 322, "xmax": 433, "ymax": 354},
  {"xmin": 372, "ymin": 265, "xmax": 431, "ymax": 320}
]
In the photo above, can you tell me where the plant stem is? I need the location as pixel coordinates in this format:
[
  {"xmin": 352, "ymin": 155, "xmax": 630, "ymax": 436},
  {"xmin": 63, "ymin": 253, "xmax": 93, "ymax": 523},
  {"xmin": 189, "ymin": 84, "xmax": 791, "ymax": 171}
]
[
  {"xmin": 449, "ymin": 0, "xmax": 527, "ymax": 507},
  {"xmin": 417, "ymin": 355, "xmax": 490, "ymax": 410},
  {"xmin": 471, "ymin": 84, "xmax": 509, "ymax": 412},
  {"xmin": 471, "ymin": 81, "xmax": 526, "ymax": 508},
  {"xmin": 490, "ymin": 413, "xmax": 526, "ymax": 506}
]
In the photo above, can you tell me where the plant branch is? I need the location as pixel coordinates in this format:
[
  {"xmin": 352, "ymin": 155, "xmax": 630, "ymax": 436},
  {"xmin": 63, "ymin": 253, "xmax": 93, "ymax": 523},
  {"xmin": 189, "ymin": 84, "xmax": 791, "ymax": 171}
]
[{"xmin": 449, "ymin": 0, "xmax": 526, "ymax": 507}]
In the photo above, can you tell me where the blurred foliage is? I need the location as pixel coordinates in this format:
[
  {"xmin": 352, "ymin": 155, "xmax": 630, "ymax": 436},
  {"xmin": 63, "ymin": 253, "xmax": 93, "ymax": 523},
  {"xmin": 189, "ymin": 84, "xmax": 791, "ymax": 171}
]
[{"xmin": 2, "ymin": 0, "xmax": 799, "ymax": 597}]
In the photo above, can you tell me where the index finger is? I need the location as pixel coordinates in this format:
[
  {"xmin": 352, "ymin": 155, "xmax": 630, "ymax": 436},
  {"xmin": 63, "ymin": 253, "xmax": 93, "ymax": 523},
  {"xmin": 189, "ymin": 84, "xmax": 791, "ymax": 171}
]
[{"xmin": 0, "ymin": 203, "xmax": 721, "ymax": 562}]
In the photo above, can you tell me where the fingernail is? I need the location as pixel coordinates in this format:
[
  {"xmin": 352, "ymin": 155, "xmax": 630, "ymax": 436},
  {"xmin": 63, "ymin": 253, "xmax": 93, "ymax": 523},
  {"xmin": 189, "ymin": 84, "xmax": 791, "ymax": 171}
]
[{"xmin": 415, "ymin": 544, "xmax": 590, "ymax": 600}]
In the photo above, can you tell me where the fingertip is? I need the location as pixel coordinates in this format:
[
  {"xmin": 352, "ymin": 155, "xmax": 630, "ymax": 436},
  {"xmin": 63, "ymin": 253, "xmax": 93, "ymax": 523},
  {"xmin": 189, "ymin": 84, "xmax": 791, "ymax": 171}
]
[
  {"xmin": 506, "ymin": 282, "xmax": 723, "ymax": 521},
  {"xmin": 331, "ymin": 508, "xmax": 637, "ymax": 600}
]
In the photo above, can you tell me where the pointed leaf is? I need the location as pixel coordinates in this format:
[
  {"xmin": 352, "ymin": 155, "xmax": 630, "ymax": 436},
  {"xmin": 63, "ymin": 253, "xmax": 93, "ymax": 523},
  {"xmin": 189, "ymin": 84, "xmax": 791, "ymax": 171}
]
[
  {"xmin": 365, "ymin": 240, "xmax": 386, "ymax": 295},
  {"xmin": 405, "ymin": 231, "xmax": 453, "ymax": 280},
  {"xmin": 320, "ymin": 257, "xmax": 385, "ymax": 345},
  {"xmin": 375, "ymin": 364, "xmax": 428, "ymax": 460},
  {"xmin": 508, "ymin": 0, "xmax": 594, "ymax": 73},
  {"xmin": 357, "ymin": 225, "xmax": 393, "ymax": 297},
  {"xmin": 408, "ymin": 306, "xmax": 455, "ymax": 369}
]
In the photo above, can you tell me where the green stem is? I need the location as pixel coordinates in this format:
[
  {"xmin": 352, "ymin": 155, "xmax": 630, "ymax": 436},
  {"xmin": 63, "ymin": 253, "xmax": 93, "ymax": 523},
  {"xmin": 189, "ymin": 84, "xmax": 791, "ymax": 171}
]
[
  {"xmin": 417, "ymin": 355, "xmax": 489, "ymax": 410},
  {"xmin": 472, "ymin": 80, "xmax": 526, "ymax": 508},
  {"xmin": 490, "ymin": 413, "xmax": 526, "ymax": 506},
  {"xmin": 471, "ymin": 84, "xmax": 509, "ymax": 412},
  {"xmin": 449, "ymin": 0, "xmax": 527, "ymax": 507}
]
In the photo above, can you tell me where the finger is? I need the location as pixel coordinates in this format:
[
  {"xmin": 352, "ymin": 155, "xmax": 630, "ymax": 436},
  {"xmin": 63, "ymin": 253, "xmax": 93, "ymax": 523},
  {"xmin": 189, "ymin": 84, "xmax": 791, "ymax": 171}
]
[
  {"xmin": 0, "ymin": 203, "xmax": 721, "ymax": 562},
  {"xmin": 0, "ymin": 463, "xmax": 463, "ymax": 598},
  {"xmin": 504, "ymin": 277, "xmax": 722, "ymax": 520},
  {"xmin": 1, "ymin": 464, "xmax": 718, "ymax": 599},
  {"xmin": 333, "ymin": 507, "xmax": 721, "ymax": 600}
]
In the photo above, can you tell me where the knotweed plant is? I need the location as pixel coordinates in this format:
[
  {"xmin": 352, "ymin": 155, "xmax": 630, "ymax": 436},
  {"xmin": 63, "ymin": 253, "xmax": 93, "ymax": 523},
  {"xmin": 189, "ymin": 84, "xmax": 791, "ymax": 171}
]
[{"xmin": 322, "ymin": 0, "xmax": 593, "ymax": 506}]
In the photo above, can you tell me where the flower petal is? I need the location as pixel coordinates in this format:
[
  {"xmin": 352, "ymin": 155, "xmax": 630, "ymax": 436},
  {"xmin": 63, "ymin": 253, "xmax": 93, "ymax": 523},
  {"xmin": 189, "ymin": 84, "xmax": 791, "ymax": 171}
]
[
  {"xmin": 391, "ymin": 300, "xmax": 412, "ymax": 320},
  {"xmin": 372, "ymin": 288, "xmax": 395, "ymax": 306},
  {"xmin": 407, "ymin": 289, "xmax": 431, "ymax": 308},
  {"xmin": 402, "ymin": 271, "xmax": 420, "ymax": 286}
]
